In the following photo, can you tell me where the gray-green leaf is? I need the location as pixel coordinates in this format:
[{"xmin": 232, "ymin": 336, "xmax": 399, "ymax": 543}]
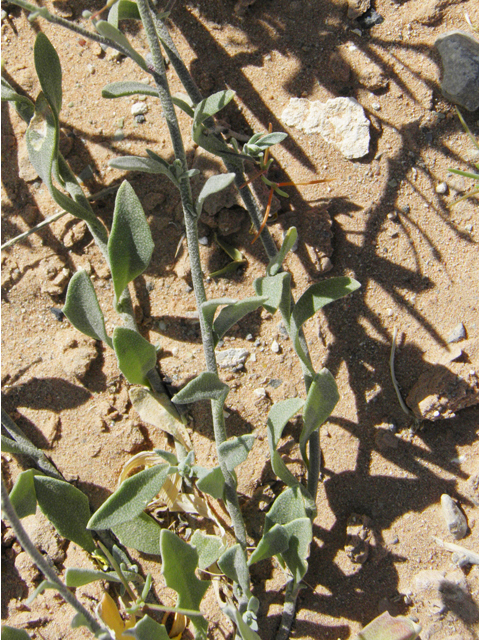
[
  {"xmin": 267, "ymin": 227, "xmax": 297, "ymax": 276},
  {"xmin": 253, "ymin": 272, "xmax": 291, "ymax": 318},
  {"xmin": 9, "ymin": 469, "xmax": 39, "ymax": 519},
  {"xmin": 160, "ymin": 530, "xmax": 209, "ymax": 638},
  {"xmin": 1, "ymin": 627, "xmax": 33, "ymax": 640},
  {"xmin": 112, "ymin": 327, "xmax": 157, "ymax": 386},
  {"xmin": 247, "ymin": 524, "xmax": 289, "ymax": 566},
  {"xmin": 87, "ymin": 464, "xmax": 170, "ymax": 530},
  {"xmin": 267, "ymin": 398, "xmax": 304, "ymax": 487},
  {"xmin": 194, "ymin": 466, "xmax": 225, "ymax": 500},
  {"xmin": 191, "ymin": 530, "xmax": 226, "ymax": 570},
  {"xmin": 172, "ymin": 372, "xmax": 229, "ymax": 405},
  {"xmin": 33, "ymin": 476, "xmax": 96, "ymax": 553},
  {"xmin": 1, "ymin": 77, "xmax": 35, "ymax": 123},
  {"xmin": 195, "ymin": 173, "xmax": 236, "ymax": 217},
  {"xmin": 34, "ymin": 33, "xmax": 62, "ymax": 117},
  {"xmin": 63, "ymin": 270, "xmax": 112, "ymax": 347},
  {"xmin": 211, "ymin": 297, "xmax": 268, "ymax": 346},
  {"xmin": 218, "ymin": 544, "xmax": 250, "ymax": 597},
  {"xmin": 264, "ymin": 486, "xmax": 307, "ymax": 533},
  {"xmin": 281, "ymin": 517, "xmax": 312, "ymax": 584},
  {"xmin": 102, "ymin": 81, "xmax": 158, "ymax": 99},
  {"xmin": 193, "ymin": 90, "xmax": 235, "ymax": 127},
  {"xmin": 218, "ymin": 435, "xmax": 255, "ymax": 472},
  {"xmin": 300, "ymin": 369, "xmax": 339, "ymax": 465},
  {"xmin": 111, "ymin": 512, "xmax": 163, "ymax": 556},
  {"xmin": 123, "ymin": 615, "xmax": 170, "ymax": 640},
  {"xmin": 107, "ymin": 0, "xmax": 141, "ymax": 27},
  {"xmin": 94, "ymin": 20, "xmax": 147, "ymax": 70},
  {"xmin": 65, "ymin": 568, "xmax": 123, "ymax": 587},
  {"xmin": 291, "ymin": 277, "xmax": 361, "ymax": 367},
  {"xmin": 108, "ymin": 180, "xmax": 154, "ymax": 302}
]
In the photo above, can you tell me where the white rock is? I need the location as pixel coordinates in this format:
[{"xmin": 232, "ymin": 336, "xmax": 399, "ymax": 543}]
[
  {"xmin": 271, "ymin": 339, "xmax": 280, "ymax": 353},
  {"xmin": 253, "ymin": 387, "xmax": 266, "ymax": 399},
  {"xmin": 281, "ymin": 97, "xmax": 370, "ymax": 159},
  {"xmin": 131, "ymin": 102, "xmax": 148, "ymax": 116},
  {"xmin": 216, "ymin": 348, "xmax": 250, "ymax": 369}
]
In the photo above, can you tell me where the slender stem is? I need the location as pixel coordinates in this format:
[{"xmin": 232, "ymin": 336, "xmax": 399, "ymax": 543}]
[
  {"xmin": 276, "ymin": 579, "xmax": 301, "ymax": 640},
  {"xmin": 97, "ymin": 540, "xmax": 137, "ymax": 602},
  {"xmin": 137, "ymin": 0, "xmax": 248, "ymax": 549},
  {"xmin": 1, "ymin": 476, "xmax": 105, "ymax": 636}
]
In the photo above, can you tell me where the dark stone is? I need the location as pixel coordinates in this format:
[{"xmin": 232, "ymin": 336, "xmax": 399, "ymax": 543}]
[{"xmin": 435, "ymin": 31, "xmax": 479, "ymax": 111}]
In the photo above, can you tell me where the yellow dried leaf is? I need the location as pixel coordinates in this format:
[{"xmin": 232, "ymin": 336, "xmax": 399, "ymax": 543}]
[{"xmin": 98, "ymin": 592, "xmax": 136, "ymax": 640}]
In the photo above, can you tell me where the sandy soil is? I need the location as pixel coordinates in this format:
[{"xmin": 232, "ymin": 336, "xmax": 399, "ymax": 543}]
[{"xmin": 1, "ymin": 0, "xmax": 479, "ymax": 638}]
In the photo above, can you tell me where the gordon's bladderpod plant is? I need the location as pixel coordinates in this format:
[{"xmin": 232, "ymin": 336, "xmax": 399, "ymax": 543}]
[{"xmin": 0, "ymin": 2, "xmax": 392, "ymax": 639}]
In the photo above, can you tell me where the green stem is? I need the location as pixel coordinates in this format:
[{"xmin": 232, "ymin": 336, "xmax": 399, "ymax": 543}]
[
  {"xmin": 275, "ymin": 579, "xmax": 301, "ymax": 640},
  {"xmin": 1, "ymin": 476, "xmax": 105, "ymax": 636},
  {"xmin": 136, "ymin": 0, "xmax": 247, "ymax": 550}
]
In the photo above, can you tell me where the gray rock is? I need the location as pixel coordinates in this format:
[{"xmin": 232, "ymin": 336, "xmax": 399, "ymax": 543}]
[
  {"xmin": 447, "ymin": 322, "xmax": 466, "ymax": 343},
  {"xmin": 435, "ymin": 31, "xmax": 479, "ymax": 111},
  {"xmin": 347, "ymin": 0, "xmax": 370, "ymax": 20},
  {"xmin": 216, "ymin": 348, "xmax": 250, "ymax": 369},
  {"xmin": 441, "ymin": 494, "xmax": 468, "ymax": 540}
]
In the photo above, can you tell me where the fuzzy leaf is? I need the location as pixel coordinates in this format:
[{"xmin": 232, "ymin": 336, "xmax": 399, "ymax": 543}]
[
  {"xmin": 268, "ymin": 227, "xmax": 297, "ymax": 276},
  {"xmin": 129, "ymin": 387, "xmax": 192, "ymax": 450},
  {"xmin": 111, "ymin": 512, "xmax": 163, "ymax": 556},
  {"xmin": 218, "ymin": 435, "xmax": 255, "ymax": 472},
  {"xmin": 214, "ymin": 233, "xmax": 245, "ymax": 262},
  {"xmin": 65, "ymin": 568, "xmax": 123, "ymax": 587},
  {"xmin": 247, "ymin": 524, "xmax": 289, "ymax": 565},
  {"xmin": 191, "ymin": 531, "xmax": 225, "ymax": 570},
  {"xmin": 123, "ymin": 615, "xmax": 170, "ymax": 640},
  {"xmin": 281, "ymin": 517, "xmax": 312, "ymax": 584},
  {"xmin": 172, "ymin": 93, "xmax": 195, "ymax": 118},
  {"xmin": 229, "ymin": 608, "xmax": 262, "ymax": 640},
  {"xmin": 34, "ymin": 33, "xmax": 62, "ymax": 117},
  {"xmin": 291, "ymin": 277, "xmax": 361, "ymax": 366},
  {"xmin": 87, "ymin": 464, "xmax": 170, "ymax": 530},
  {"xmin": 201, "ymin": 298, "xmax": 237, "ymax": 329},
  {"xmin": 193, "ymin": 90, "xmax": 235, "ymax": 127},
  {"xmin": 33, "ymin": 476, "xmax": 96, "ymax": 553},
  {"xmin": 109, "ymin": 155, "xmax": 172, "ymax": 181},
  {"xmin": 354, "ymin": 611, "xmax": 422, "ymax": 640},
  {"xmin": 26, "ymin": 580, "xmax": 58, "ymax": 605},
  {"xmin": 254, "ymin": 132, "xmax": 288, "ymax": 149},
  {"xmin": 108, "ymin": 180, "xmax": 154, "ymax": 301},
  {"xmin": 102, "ymin": 81, "xmax": 158, "ymax": 99},
  {"xmin": 212, "ymin": 297, "xmax": 268, "ymax": 346},
  {"xmin": 264, "ymin": 486, "xmax": 307, "ymax": 533},
  {"xmin": 108, "ymin": 0, "xmax": 141, "ymax": 26},
  {"xmin": 112, "ymin": 327, "xmax": 157, "ymax": 386},
  {"xmin": 1, "ymin": 77, "xmax": 35, "ymax": 123},
  {"xmin": 160, "ymin": 530, "xmax": 209, "ymax": 638},
  {"xmin": 25, "ymin": 93, "xmax": 99, "ymax": 226},
  {"xmin": 1, "ymin": 627, "xmax": 33, "ymax": 640},
  {"xmin": 218, "ymin": 544, "xmax": 250, "ymax": 597},
  {"xmin": 267, "ymin": 398, "xmax": 304, "ymax": 487},
  {"xmin": 9, "ymin": 469, "xmax": 38, "ymax": 519},
  {"xmin": 194, "ymin": 466, "xmax": 225, "ymax": 499},
  {"xmin": 300, "ymin": 369, "xmax": 339, "ymax": 465},
  {"xmin": 196, "ymin": 173, "xmax": 236, "ymax": 217},
  {"xmin": 172, "ymin": 372, "xmax": 229, "ymax": 405},
  {"xmin": 1, "ymin": 410, "xmax": 62, "ymax": 480},
  {"xmin": 63, "ymin": 270, "xmax": 112, "ymax": 347},
  {"xmin": 94, "ymin": 20, "xmax": 147, "ymax": 70},
  {"xmin": 253, "ymin": 272, "xmax": 291, "ymax": 317}
]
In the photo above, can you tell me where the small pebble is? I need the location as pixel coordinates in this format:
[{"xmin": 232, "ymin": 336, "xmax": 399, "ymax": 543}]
[
  {"xmin": 271, "ymin": 339, "xmax": 280, "ymax": 353},
  {"xmin": 465, "ymin": 223, "xmax": 473, "ymax": 232},
  {"xmin": 372, "ymin": 102, "xmax": 381, "ymax": 111},
  {"xmin": 135, "ymin": 115, "xmax": 146, "ymax": 124},
  {"xmin": 245, "ymin": 333, "xmax": 254, "ymax": 341},
  {"xmin": 401, "ymin": 204, "xmax": 410, "ymax": 214},
  {"xmin": 435, "ymin": 181, "xmax": 448, "ymax": 194},
  {"xmin": 268, "ymin": 379, "xmax": 283, "ymax": 389},
  {"xmin": 386, "ymin": 308, "xmax": 394, "ymax": 317},
  {"xmin": 387, "ymin": 212, "xmax": 398, "ymax": 221},
  {"xmin": 447, "ymin": 322, "xmax": 466, "ymax": 343},
  {"xmin": 158, "ymin": 320, "xmax": 167, "ymax": 331},
  {"xmin": 113, "ymin": 130, "xmax": 125, "ymax": 142},
  {"xmin": 388, "ymin": 179, "xmax": 398, "ymax": 187},
  {"xmin": 198, "ymin": 236, "xmax": 209, "ymax": 246},
  {"xmin": 253, "ymin": 387, "xmax": 267, "ymax": 399},
  {"xmin": 441, "ymin": 494, "xmax": 468, "ymax": 540},
  {"xmin": 254, "ymin": 338, "xmax": 261, "ymax": 347},
  {"xmin": 49, "ymin": 307, "xmax": 64, "ymax": 322},
  {"xmin": 86, "ymin": 64, "xmax": 95, "ymax": 75},
  {"xmin": 131, "ymin": 102, "xmax": 148, "ymax": 116},
  {"xmin": 184, "ymin": 285, "xmax": 193, "ymax": 293}
]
